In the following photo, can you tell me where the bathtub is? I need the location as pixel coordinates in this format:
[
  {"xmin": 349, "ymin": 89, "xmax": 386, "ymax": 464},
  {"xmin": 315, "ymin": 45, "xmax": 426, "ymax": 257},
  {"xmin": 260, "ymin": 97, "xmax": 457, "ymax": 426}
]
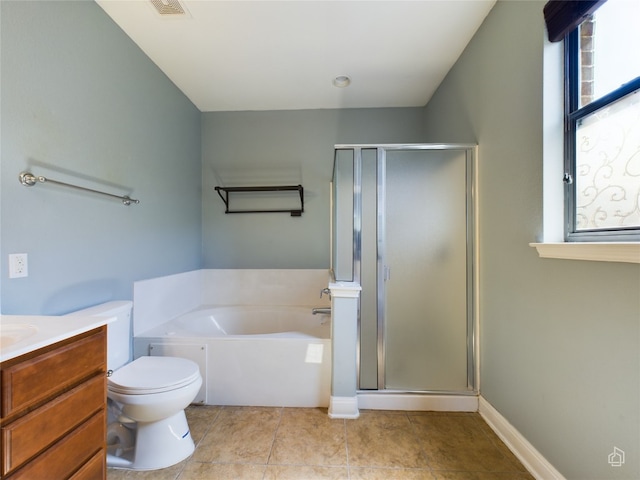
[{"xmin": 133, "ymin": 305, "xmax": 332, "ymax": 408}]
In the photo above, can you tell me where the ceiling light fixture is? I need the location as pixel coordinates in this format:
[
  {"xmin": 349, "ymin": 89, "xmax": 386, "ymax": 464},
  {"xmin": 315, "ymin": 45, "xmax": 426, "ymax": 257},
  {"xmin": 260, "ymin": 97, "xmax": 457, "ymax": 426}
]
[{"xmin": 332, "ymin": 75, "xmax": 351, "ymax": 88}]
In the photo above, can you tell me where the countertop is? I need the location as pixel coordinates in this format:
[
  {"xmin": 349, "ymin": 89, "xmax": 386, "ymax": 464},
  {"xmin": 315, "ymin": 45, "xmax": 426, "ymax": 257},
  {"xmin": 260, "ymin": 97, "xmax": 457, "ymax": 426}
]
[{"xmin": 0, "ymin": 314, "xmax": 114, "ymax": 363}]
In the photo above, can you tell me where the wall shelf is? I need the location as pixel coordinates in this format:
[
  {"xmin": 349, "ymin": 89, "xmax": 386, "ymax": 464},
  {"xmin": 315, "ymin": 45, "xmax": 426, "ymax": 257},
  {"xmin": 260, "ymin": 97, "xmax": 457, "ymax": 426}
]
[{"xmin": 214, "ymin": 185, "xmax": 304, "ymax": 216}]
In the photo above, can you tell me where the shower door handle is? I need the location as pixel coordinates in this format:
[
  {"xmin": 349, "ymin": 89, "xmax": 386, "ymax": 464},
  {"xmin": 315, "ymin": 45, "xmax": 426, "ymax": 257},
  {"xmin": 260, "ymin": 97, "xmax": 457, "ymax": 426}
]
[{"xmin": 384, "ymin": 265, "xmax": 391, "ymax": 281}]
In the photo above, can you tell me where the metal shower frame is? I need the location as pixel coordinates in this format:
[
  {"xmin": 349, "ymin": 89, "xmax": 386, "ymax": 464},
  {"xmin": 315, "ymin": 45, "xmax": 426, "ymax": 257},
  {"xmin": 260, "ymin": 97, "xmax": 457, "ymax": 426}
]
[{"xmin": 332, "ymin": 143, "xmax": 479, "ymax": 395}]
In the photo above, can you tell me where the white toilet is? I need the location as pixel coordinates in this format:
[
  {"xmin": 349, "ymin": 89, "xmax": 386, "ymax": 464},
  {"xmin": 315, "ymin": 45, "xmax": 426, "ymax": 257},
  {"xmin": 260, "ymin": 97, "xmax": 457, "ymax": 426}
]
[{"xmin": 67, "ymin": 301, "xmax": 202, "ymax": 470}]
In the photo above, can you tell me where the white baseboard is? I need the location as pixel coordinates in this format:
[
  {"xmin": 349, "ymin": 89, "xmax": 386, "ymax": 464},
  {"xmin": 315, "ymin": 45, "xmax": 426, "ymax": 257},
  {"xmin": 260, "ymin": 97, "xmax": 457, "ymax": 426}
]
[
  {"xmin": 357, "ymin": 393, "xmax": 478, "ymax": 412},
  {"xmin": 328, "ymin": 396, "xmax": 360, "ymax": 419},
  {"xmin": 479, "ymin": 396, "xmax": 566, "ymax": 480}
]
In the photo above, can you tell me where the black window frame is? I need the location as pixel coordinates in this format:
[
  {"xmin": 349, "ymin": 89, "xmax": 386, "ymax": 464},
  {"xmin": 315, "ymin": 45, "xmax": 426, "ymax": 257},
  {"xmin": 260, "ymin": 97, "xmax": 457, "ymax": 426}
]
[{"xmin": 564, "ymin": 21, "xmax": 640, "ymax": 242}]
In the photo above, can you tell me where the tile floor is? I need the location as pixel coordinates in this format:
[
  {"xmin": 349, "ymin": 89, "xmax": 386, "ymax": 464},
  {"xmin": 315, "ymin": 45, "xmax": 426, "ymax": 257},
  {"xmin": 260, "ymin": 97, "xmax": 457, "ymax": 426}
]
[{"xmin": 107, "ymin": 406, "xmax": 534, "ymax": 480}]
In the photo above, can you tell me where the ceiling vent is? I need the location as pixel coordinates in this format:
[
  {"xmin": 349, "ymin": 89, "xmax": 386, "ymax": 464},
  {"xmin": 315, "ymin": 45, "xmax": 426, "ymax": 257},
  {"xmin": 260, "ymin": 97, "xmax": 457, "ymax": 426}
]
[{"xmin": 150, "ymin": 0, "xmax": 186, "ymax": 16}]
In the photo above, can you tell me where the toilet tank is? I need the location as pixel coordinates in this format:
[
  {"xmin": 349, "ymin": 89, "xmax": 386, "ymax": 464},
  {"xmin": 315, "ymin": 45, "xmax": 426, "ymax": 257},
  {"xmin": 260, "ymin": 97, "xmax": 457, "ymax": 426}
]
[{"xmin": 65, "ymin": 301, "xmax": 133, "ymax": 371}]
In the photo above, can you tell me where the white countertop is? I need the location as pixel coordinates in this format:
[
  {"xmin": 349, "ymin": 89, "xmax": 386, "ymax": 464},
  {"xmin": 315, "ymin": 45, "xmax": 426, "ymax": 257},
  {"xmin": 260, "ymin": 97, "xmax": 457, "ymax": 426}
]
[{"xmin": 0, "ymin": 314, "xmax": 114, "ymax": 363}]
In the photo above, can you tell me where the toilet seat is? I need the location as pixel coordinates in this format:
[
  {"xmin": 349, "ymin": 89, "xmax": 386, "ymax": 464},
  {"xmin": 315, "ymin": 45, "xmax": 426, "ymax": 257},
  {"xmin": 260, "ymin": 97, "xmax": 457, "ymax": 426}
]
[{"xmin": 108, "ymin": 356, "xmax": 200, "ymax": 395}]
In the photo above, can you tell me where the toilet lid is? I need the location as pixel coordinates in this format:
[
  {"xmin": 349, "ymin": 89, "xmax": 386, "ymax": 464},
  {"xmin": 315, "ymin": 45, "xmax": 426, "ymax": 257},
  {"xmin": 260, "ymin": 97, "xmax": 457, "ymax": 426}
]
[{"xmin": 108, "ymin": 356, "xmax": 201, "ymax": 395}]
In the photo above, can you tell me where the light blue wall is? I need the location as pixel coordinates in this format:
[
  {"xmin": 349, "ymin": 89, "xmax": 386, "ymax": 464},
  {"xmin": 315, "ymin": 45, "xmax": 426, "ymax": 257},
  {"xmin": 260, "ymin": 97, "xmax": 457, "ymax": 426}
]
[
  {"xmin": 1, "ymin": 0, "xmax": 202, "ymax": 315},
  {"xmin": 201, "ymin": 108, "xmax": 425, "ymax": 268},
  {"xmin": 422, "ymin": 1, "xmax": 639, "ymax": 478}
]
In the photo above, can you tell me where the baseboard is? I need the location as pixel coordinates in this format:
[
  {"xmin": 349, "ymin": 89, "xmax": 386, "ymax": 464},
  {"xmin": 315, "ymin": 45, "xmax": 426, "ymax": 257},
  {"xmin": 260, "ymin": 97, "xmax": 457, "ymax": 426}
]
[
  {"xmin": 357, "ymin": 393, "xmax": 478, "ymax": 412},
  {"xmin": 328, "ymin": 396, "xmax": 360, "ymax": 419},
  {"xmin": 479, "ymin": 396, "xmax": 566, "ymax": 480}
]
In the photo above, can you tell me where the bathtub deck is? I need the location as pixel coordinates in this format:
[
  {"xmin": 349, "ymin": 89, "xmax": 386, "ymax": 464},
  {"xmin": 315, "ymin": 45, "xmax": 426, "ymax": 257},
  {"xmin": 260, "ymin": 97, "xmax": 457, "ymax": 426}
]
[{"xmin": 107, "ymin": 405, "xmax": 534, "ymax": 479}]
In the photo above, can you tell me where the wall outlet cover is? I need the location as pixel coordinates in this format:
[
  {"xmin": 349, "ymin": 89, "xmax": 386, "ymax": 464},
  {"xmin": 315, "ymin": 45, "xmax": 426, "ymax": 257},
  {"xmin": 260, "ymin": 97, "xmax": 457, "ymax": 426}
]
[{"xmin": 9, "ymin": 253, "xmax": 28, "ymax": 278}]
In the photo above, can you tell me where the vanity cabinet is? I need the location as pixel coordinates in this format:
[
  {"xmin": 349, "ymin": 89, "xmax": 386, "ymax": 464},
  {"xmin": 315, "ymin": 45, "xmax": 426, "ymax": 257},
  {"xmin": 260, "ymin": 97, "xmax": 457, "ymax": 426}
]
[{"xmin": 0, "ymin": 327, "xmax": 107, "ymax": 479}]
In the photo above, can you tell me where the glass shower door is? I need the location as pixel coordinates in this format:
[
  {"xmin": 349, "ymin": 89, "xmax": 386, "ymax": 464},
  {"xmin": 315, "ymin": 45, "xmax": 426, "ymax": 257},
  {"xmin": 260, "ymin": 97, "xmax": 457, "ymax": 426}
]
[{"xmin": 383, "ymin": 149, "xmax": 471, "ymax": 391}]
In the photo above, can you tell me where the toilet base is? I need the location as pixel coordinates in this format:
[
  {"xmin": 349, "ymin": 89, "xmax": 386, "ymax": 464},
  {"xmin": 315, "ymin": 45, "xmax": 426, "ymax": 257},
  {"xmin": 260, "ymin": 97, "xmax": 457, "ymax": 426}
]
[{"xmin": 107, "ymin": 410, "xmax": 195, "ymax": 470}]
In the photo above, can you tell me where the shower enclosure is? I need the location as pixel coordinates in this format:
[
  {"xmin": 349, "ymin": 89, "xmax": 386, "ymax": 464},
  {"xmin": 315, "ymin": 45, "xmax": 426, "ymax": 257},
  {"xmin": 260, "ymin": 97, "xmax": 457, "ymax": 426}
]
[{"xmin": 331, "ymin": 144, "xmax": 477, "ymax": 394}]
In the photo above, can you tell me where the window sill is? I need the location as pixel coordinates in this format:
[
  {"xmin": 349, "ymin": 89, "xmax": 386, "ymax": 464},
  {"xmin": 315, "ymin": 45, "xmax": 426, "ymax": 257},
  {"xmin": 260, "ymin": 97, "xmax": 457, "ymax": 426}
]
[{"xmin": 530, "ymin": 242, "xmax": 640, "ymax": 264}]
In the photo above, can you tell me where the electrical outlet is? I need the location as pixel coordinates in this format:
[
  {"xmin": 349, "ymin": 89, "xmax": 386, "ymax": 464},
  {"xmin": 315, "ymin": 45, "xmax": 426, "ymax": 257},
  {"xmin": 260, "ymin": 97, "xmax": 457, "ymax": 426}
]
[{"xmin": 9, "ymin": 253, "xmax": 28, "ymax": 278}]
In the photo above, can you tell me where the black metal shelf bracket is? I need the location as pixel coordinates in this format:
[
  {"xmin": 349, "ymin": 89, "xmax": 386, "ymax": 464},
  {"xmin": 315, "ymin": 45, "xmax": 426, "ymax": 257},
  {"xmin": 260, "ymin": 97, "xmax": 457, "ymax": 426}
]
[{"xmin": 214, "ymin": 185, "xmax": 304, "ymax": 216}]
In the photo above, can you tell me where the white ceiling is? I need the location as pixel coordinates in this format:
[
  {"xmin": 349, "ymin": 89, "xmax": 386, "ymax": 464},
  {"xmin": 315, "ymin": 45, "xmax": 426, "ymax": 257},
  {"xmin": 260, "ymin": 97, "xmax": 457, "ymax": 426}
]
[{"xmin": 97, "ymin": 0, "xmax": 496, "ymax": 112}]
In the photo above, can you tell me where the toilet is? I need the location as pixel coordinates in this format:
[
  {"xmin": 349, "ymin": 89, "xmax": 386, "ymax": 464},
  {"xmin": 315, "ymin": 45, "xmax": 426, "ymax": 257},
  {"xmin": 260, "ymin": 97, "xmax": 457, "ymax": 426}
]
[{"xmin": 66, "ymin": 301, "xmax": 202, "ymax": 470}]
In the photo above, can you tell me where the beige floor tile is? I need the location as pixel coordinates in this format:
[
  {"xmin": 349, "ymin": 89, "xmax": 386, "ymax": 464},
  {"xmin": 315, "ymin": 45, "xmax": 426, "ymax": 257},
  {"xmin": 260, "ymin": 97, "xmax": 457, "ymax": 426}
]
[
  {"xmin": 278, "ymin": 407, "xmax": 338, "ymax": 428},
  {"xmin": 433, "ymin": 471, "xmax": 535, "ymax": 480},
  {"xmin": 423, "ymin": 442, "xmax": 522, "ymax": 473},
  {"xmin": 350, "ymin": 467, "xmax": 437, "ymax": 479},
  {"xmin": 346, "ymin": 411, "xmax": 429, "ymax": 469},
  {"xmin": 269, "ymin": 408, "xmax": 347, "ymax": 466},
  {"xmin": 109, "ymin": 408, "xmax": 534, "ymax": 480},
  {"xmin": 178, "ymin": 461, "xmax": 265, "ymax": 480},
  {"xmin": 106, "ymin": 468, "xmax": 130, "ymax": 480},
  {"xmin": 186, "ymin": 405, "xmax": 221, "ymax": 444},
  {"xmin": 192, "ymin": 406, "xmax": 282, "ymax": 464},
  {"xmin": 107, "ymin": 460, "xmax": 186, "ymax": 479},
  {"xmin": 264, "ymin": 465, "xmax": 349, "ymax": 479},
  {"xmin": 410, "ymin": 414, "xmax": 488, "ymax": 442},
  {"xmin": 409, "ymin": 414, "xmax": 523, "ymax": 473},
  {"xmin": 468, "ymin": 415, "xmax": 531, "ymax": 474}
]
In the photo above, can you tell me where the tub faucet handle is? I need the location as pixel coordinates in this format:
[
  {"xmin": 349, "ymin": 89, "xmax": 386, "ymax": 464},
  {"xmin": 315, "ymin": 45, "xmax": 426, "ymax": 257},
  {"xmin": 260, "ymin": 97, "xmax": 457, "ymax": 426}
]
[
  {"xmin": 320, "ymin": 287, "xmax": 331, "ymax": 298},
  {"xmin": 312, "ymin": 307, "xmax": 331, "ymax": 315}
]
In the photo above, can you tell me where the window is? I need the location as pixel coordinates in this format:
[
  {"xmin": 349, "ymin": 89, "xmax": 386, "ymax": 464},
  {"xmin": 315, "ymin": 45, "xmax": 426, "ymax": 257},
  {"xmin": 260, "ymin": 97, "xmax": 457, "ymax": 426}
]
[{"xmin": 564, "ymin": 0, "xmax": 640, "ymax": 241}]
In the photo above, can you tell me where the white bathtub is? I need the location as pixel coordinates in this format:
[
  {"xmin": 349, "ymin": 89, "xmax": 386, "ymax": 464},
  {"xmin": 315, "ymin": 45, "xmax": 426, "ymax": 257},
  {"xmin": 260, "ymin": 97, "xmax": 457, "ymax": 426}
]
[
  {"xmin": 169, "ymin": 305, "xmax": 330, "ymax": 338},
  {"xmin": 133, "ymin": 305, "xmax": 332, "ymax": 408}
]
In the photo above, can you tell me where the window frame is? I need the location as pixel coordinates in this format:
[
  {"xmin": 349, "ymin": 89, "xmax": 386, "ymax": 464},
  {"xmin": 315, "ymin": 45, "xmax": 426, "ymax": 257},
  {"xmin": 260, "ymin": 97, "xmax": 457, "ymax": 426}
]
[{"xmin": 564, "ymin": 22, "xmax": 640, "ymax": 242}]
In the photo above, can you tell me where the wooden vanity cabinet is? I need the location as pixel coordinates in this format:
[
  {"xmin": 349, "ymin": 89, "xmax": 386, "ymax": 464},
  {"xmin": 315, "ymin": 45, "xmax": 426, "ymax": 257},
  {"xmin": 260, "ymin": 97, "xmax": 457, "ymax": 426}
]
[{"xmin": 0, "ymin": 327, "xmax": 107, "ymax": 479}]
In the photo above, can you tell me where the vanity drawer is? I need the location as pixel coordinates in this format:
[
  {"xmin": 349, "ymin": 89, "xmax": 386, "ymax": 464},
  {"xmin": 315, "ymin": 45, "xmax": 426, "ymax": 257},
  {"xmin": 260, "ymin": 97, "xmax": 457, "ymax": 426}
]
[
  {"xmin": 7, "ymin": 410, "xmax": 105, "ymax": 480},
  {"xmin": 1, "ymin": 328, "xmax": 106, "ymax": 419},
  {"xmin": 1, "ymin": 374, "xmax": 104, "ymax": 475},
  {"xmin": 69, "ymin": 450, "xmax": 106, "ymax": 480}
]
